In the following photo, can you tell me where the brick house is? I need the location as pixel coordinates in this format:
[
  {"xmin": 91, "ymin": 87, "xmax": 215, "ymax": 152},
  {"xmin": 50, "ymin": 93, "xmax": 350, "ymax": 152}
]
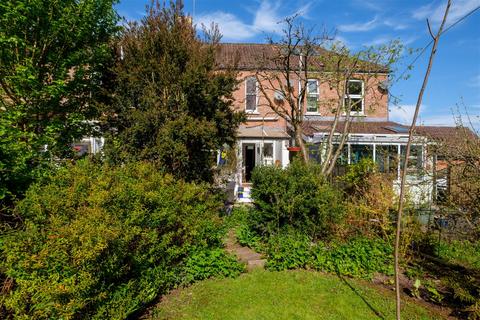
[{"xmin": 216, "ymin": 43, "xmax": 468, "ymax": 204}]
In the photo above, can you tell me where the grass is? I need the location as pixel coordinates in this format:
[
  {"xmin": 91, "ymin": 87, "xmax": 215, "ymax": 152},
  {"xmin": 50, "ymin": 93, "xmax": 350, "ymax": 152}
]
[{"xmin": 146, "ymin": 270, "xmax": 445, "ymax": 320}]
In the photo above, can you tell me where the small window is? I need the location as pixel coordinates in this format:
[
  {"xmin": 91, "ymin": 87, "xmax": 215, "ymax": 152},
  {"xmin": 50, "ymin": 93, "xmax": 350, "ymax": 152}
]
[
  {"xmin": 245, "ymin": 77, "xmax": 258, "ymax": 112},
  {"xmin": 344, "ymin": 79, "xmax": 364, "ymax": 114},
  {"xmin": 306, "ymin": 79, "xmax": 319, "ymax": 113},
  {"xmin": 262, "ymin": 143, "xmax": 274, "ymax": 165}
]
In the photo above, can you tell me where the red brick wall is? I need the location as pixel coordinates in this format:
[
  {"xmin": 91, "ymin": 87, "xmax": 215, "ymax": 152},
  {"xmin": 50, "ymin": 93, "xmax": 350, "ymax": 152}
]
[{"xmin": 231, "ymin": 71, "xmax": 389, "ymax": 127}]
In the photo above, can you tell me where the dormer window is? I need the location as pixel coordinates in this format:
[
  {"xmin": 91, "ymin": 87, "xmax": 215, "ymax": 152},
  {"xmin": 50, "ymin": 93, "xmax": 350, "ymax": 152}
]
[
  {"xmin": 245, "ymin": 77, "xmax": 258, "ymax": 112},
  {"xmin": 345, "ymin": 79, "xmax": 364, "ymax": 114},
  {"xmin": 306, "ymin": 79, "xmax": 319, "ymax": 113}
]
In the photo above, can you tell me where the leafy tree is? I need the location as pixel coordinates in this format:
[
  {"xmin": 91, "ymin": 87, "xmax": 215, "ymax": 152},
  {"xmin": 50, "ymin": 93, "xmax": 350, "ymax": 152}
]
[
  {"xmin": 103, "ymin": 1, "xmax": 244, "ymax": 182},
  {"xmin": 0, "ymin": 0, "xmax": 119, "ymax": 212}
]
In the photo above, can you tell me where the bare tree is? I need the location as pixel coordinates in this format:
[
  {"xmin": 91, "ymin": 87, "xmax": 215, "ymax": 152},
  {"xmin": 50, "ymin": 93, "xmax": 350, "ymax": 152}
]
[
  {"xmin": 394, "ymin": 1, "xmax": 451, "ymax": 319},
  {"xmin": 254, "ymin": 16, "xmax": 402, "ymax": 175},
  {"xmin": 430, "ymin": 106, "xmax": 480, "ymax": 236},
  {"xmin": 255, "ymin": 15, "xmax": 328, "ymax": 161}
]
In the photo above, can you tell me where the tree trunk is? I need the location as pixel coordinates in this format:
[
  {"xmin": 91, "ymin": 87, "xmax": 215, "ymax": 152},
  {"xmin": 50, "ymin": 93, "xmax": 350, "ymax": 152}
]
[
  {"xmin": 394, "ymin": 2, "xmax": 450, "ymax": 319},
  {"xmin": 294, "ymin": 125, "xmax": 309, "ymax": 162}
]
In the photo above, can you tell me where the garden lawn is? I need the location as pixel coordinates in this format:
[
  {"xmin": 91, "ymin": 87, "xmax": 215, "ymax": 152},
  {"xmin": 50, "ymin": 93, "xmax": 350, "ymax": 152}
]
[{"xmin": 147, "ymin": 270, "xmax": 445, "ymax": 320}]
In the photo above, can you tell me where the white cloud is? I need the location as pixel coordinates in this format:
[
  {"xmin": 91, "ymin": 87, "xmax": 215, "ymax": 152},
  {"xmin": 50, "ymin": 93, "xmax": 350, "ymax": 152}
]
[
  {"xmin": 389, "ymin": 103, "xmax": 480, "ymax": 128},
  {"xmin": 253, "ymin": 1, "xmax": 282, "ymax": 34},
  {"xmin": 363, "ymin": 36, "xmax": 393, "ymax": 46},
  {"xmin": 338, "ymin": 16, "xmax": 411, "ymax": 34},
  {"xmin": 412, "ymin": 0, "xmax": 480, "ymax": 26},
  {"xmin": 195, "ymin": 0, "xmax": 312, "ymax": 41},
  {"xmin": 389, "ymin": 104, "xmax": 419, "ymax": 124},
  {"xmin": 196, "ymin": 12, "xmax": 256, "ymax": 40},
  {"xmin": 383, "ymin": 19, "xmax": 410, "ymax": 31},
  {"xmin": 338, "ymin": 17, "xmax": 378, "ymax": 32}
]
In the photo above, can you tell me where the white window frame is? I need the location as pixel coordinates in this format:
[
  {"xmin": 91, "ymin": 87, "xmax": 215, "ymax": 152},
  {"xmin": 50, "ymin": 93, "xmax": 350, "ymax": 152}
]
[
  {"xmin": 245, "ymin": 76, "xmax": 258, "ymax": 113},
  {"xmin": 306, "ymin": 79, "xmax": 319, "ymax": 114},
  {"xmin": 262, "ymin": 142, "xmax": 275, "ymax": 165},
  {"xmin": 344, "ymin": 79, "xmax": 364, "ymax": 115}
]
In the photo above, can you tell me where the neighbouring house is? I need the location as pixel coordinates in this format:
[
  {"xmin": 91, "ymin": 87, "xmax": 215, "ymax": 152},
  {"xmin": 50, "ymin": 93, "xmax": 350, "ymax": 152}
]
[{"xmin": 215, "ymin": 43, "xmax": 475, "ymax": 204}]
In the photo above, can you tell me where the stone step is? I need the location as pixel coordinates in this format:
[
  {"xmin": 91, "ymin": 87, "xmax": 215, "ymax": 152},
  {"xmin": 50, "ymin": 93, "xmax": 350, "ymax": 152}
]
[{"xmin": 247, "ymin": 259, "xmax": 266, "ymax": 271}]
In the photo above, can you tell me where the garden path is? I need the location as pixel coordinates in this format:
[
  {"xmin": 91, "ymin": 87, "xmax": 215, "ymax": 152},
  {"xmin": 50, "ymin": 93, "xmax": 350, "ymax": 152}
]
[{"xmin": 225, "ymin": 230, "xmax": 266, "ymax": 271}]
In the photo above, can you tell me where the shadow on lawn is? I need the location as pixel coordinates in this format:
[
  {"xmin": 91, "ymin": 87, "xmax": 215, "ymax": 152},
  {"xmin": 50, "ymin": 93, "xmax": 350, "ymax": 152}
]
[
  {"xmin": 337, "ymin": 275, "xmax": 385, "ymax": 319},
  {"xmin": 412, "ymin": 253, "xmax": 480, "ymax": 319}
]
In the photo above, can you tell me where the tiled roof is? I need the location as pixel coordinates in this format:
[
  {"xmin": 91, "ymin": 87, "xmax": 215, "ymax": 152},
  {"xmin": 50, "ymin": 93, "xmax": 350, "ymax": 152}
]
[
  {"xmin": 302, "ymin": 120, "xmax": 409, "ymax": 136},
  {"xmin": 215, "ymin": 43, "xmax": 387, "ymax": 72},
  {"xmin": 415, "ymin": 125, "xmax": 478, "ymax": 141},
  {"xmin": 237, "ymin": 125, "xmax": 290, "ymax": 138},
  {"xmin": 303, "ymin": 120, "xmax": 478, "ymax": 141}
]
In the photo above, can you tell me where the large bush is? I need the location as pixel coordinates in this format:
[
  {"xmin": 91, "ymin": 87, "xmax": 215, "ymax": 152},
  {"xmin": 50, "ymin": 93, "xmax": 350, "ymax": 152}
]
[
  {"xmin": 251, "ymin": 160, "xmax": 345, "ymax": 239},
  {"xmin": 0, "ymin": 160, "xmax": 233, "ymax": 319},
  {"xmin": 340, "ymin": 159, "xmax": 397, "ymax": 239}
]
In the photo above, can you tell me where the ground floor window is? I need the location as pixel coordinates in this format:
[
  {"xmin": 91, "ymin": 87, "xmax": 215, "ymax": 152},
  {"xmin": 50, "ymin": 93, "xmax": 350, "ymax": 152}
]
[
  {"xmin": 262, "ymin": 142, "xmax": 274, "ymax": 165},
  {"xmin": 309, "ymin": 140, "xmax": 425, "ymax": 180},
  {"xmin": 376, "ymin": 145, "xmax": 398, "ymax": 174},
  {"xmin": 350, "ymin": 144, "xmax": 373, "ymax": 163},
  {"xmin": 400, "ymin": 145, "xmax": 424, "ymax": 178}
]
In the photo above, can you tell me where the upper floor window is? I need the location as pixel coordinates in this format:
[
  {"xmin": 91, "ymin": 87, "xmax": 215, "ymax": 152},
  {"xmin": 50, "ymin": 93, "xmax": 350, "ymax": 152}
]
[
  {"xmin": 306, "ymin": 79, "xmax": 319, "ymax": 113},
  {"xmin": 245, "ymin": 77, "xmax": 258, "ymax": 112},
  {"xmin": 344, "ymin": 79, "xmax": 364, "ymax": 114}
]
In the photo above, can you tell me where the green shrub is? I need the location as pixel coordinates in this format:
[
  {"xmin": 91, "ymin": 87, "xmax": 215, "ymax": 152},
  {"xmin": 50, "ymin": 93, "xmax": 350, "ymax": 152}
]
[
  {"xmin": 435, "ymin": 240, "xmax": 480, "ymax": 270},
  {"xmin": 311, "ymin": 238, "xmax": 394, "ymax": 278},
  {"xmin": 181, "ymin": 248, "xmax": 245, "ymax": 283},
  {"xmin": 236, "ymin": 224, "xmax": 263, "ymax": 252},
  {"xmin": 0, "ymin": 160, "xmax": 227, "ymax": 319},
  {"xmin": 265, "ymin": 231, "xmax": 312, "ymax": 271},
  {"xmin": 341, "ymin": 158, "xmax": 377, "ymax": 197},
  {"xmin": 251, "ymin": 160, "xmax": 345, "ymax": 239},
  {"xmin": 264, "ymin": 233, "xmax": 393, "ymax": 279}
]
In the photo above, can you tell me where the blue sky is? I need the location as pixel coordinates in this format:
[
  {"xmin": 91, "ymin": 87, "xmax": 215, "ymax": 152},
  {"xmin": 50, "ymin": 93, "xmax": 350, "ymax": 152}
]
[{"xmin": 116, "ymin": 0, "xmax": 480, "ymax": 129}]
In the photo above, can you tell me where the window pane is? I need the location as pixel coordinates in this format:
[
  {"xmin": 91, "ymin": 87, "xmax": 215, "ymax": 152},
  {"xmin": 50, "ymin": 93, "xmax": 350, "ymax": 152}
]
[
  {"xmin": 375, "ymin": 145, "xmax": 398, "ymax": 173},
  {"xmin": 351, "ymin": 144, "xmax": 373, "ymax": 163},
  {"xmin": 333, "ymin": 144, "xmax": 349, "ymax": 165},
  {"xmin": 263, "ymin": 143, "xmax": 273, "ymax": 158},
  {"xmin": 246, "ymin": 95, "xmax": 256, "ymax": 111},
  {"xmin": 345, "ymin": 97, "xmax": 363, "ymax": 112},
  {"xmin": 246, "ymin": 77, "xmax": 256, "ymax": 94},
  {"xmin": 307, "ymin": 80, "xmax": 318, "ymax": 94},
  {"xmin": 348, "ymin": 80, "xmax": 362, "ymax": 95},
  {"xmin": 308, "ymin": 144, "xmax": 321, "ymax": 164},
  {"xmin": 400, "ymin": 145, "xmax": 423, "ymax": 178},
  {"xmin": 307, "ymin": 96, "xmax": 318, "ymax": 112}
]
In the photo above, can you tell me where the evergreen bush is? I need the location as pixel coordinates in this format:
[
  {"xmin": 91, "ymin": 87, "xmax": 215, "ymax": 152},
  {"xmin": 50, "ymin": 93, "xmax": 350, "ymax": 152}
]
[{"xmin": 0, "ymin": 160, "xmax": 234, "ymax": 319}]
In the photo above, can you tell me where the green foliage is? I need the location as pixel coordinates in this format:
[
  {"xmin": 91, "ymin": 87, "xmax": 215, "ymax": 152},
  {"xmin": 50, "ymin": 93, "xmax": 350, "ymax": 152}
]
[
  {"xmin": 0, "ymin": 0, "xmax": 119, "ymax": 212},
  {"xmin": 263, "ymin": 232, "xmax": 393, "ymax": 279},
  {"xmin": 423, "ymin": 281, "xmax": 444, "ymax": 303},
  {"xmin": 435, "ymin": 240, "xmax": 480, "ymax": 270},
  {"xmin": 0, "ymin": 160, "xmax": 226, "ymax": 319},
  {"xmin": 341, "ymin": 158, "xmax": 377, "ymax": 196},
  {"xmin": 251, "ymin": 160, "xmax": 345, "ymax": 239},
  {"xmin": 104, "ymin": 1, "xmax": 244, "ymax": 182},
  {"xmin": 182, "ymin": 248, "xmax": 245, "ymax": 284},
  {"xmin": 310, "ymin": 238, "xmax": 394, "ymax": 278},
  {"xmin": 236, "ymin": 224, "xmax": 263, "ymax": 252},
  {"xmin": 265, "ymin": 231, "xmax": 312, "ymax": 271}
]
